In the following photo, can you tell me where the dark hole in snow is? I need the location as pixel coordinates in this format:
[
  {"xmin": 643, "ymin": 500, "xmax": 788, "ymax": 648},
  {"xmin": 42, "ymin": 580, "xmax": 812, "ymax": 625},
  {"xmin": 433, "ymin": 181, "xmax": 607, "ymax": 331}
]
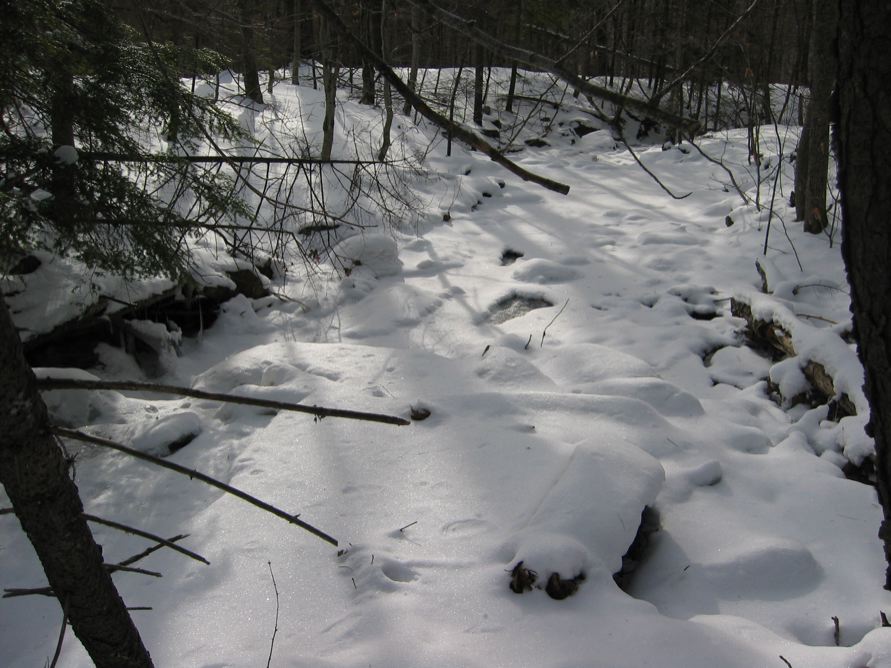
[
  {"xmin": 8, "ymin": 254, "xmax": 41, "ymax": 275},
  {"xmin": 166, "ymin": 431, "xmax": 199, "ymax": 455},
  {"xmin": 614, "ymin": 506, "xmax": 660, "ymax": 591},
  {"xmin": 571, "ymin": 122, "xmax": 597, "ymax": 138},
  {"xmin": 488, "ymin": 293, "xmax": 554, "ymax": 324},
  {"xmin": 482, "ymin": 128, "xmax": 501, "ymax": 139},
  {"xmin": 525, "ymin": 137, "xmax": 550, "ymax": 148},
  {"xmin": 482, "ymin": 191, "xmax": 493, "ymax": 198},
  {"xmin": 689, "ymin": 308, "xmax": 719, "ymax": 321},
  {"xmin": 500, "ymin": 249, "xmax": 525, "ymax": 266}
]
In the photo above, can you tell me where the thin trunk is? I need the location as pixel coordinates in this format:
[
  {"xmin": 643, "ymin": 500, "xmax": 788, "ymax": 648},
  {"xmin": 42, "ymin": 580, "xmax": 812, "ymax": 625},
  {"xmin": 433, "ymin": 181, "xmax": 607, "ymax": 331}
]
[
  {"xmin": 473, "ymin": 45, "xmax": 484, "ymax": 126},
  {"xmin": 320, "ymin": 14, "xmax": 337, "ymax": 160},
  {"xmin": 801, "ymin": 0, "xmax": 837, "ymax": 234},
  {"xmin": 402, "ymin": 4, "xmax": 421, "ymax": 115},
  {"xmin": 378, "ymin": 0, "xmax": 393, "ymax": 161},
  {"xmin": 836, "ymin": 0, "xmax": 891, "ymax": 590},
  {"xmin": 359, "ymin": 0, "xmax": 376, "ymax": 105},
  {"xmin": 49, "ymin": 68, "xmax": 77, "ymax": 229},
  {"xmin": 0, "ymin": 297, "xmax": 153, "ymax": 667},
  {"xmin": 292, "ymin": 0, "xmax": 302, "ymax": 85}
]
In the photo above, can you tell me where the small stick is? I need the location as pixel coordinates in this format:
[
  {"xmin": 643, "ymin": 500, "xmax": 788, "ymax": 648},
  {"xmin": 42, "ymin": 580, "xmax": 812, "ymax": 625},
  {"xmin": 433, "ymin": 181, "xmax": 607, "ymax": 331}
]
[
  {"xmin": 541, "ymin": 299, "xmax": 569, "ymax": 348},
  {"xmin": 399, "ymin": 521, "xmax": 418, "ymax": 532},
  {"xmin": 617, "ymin": 137, "xmax": 692, "ymax": 200},
  {"xmin": 83, "ymin": 514, "xmax": 209, "ymax": 565},
  {"xmin": 3, "ymin": 587, "xmax": 54, "ymax": 598},
  {"xmin": 127, "ymin": 607, "xmax": 153, "ymax": 611},
  {"xmin": 779, "ymin": 657, "xmax": 792, "ymax": 668},
  {"xmin": 57, "ymin": 428, "xmax": 338, "ymax": 546},
  {"xmin": 37, "ymin": 378, "xmax": 410, "ymax": 426},
  {"xmin": 832, "ymin": 615, "xmax": 840, "ymax": 646},
  {"xmin": 116, "ymin": 534, "xmax": 189, "ymax": 568},
  {"xmin": 104, "ymin": 563, "xmax": 162, "ymax": 578},
  {"xmin": 265, "ymin": 562, "xmax": 280, "ymax": 668}
]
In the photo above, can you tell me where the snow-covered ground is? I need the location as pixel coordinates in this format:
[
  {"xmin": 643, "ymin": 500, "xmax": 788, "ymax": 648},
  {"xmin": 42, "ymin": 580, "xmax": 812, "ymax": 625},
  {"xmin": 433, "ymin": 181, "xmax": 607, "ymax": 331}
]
[{"xmin": 3, "ymin": 71, "xmax": 891, "ymax": 667}]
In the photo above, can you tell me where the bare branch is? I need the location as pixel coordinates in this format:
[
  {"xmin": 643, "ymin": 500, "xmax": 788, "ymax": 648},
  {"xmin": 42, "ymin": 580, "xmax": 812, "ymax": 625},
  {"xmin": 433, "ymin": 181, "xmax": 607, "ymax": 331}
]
[
  {"xmin": 55, "ymin": 428, "xmax": 339, "ymax": 547},
  {"xmin": 82, "ymin": 514, "xmax": 209, "ymax": 565},
  {"xmin": 36, "ymin": 378, "xmax": 411, "ymax": 426}
]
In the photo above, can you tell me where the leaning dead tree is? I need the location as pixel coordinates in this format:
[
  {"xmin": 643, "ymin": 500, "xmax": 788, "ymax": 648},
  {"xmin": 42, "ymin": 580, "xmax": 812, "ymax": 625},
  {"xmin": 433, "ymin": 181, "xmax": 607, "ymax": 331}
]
[{"xmin": 307, "ymin": 0, "xmax": 571, "ymax": 195}]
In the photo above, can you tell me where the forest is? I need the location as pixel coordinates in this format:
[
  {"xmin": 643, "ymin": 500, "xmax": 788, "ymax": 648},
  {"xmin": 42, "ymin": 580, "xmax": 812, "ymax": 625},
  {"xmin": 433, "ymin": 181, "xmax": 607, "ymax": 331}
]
[{"xmin": 2, "ymin": 1, "xmax": 891, "ymax": 666}]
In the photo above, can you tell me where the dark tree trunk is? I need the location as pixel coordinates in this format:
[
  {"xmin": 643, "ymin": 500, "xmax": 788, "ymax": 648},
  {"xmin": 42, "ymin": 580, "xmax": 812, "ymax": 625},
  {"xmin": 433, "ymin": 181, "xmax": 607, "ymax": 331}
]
[
  {"xmin": 402, "ymin": 4, "xmax": 421, "ymax": 115},
  {"xmin": 795, "ymin": 0, "xmax": 837, "ymax": 232},
  {"xmin": 473, "ymin": 45, "xmax": 484, "ymax": 126},
  {"xmin": 292, "ymin": 0, "xmax": 302, "ymax": 85},
  {"xmin": 359, "ymin": 0, "xmax": 376, "ymax": 105},
  {"xmin": 0, "ymin": 297, "xmax": 153, "ymax": 666},
  {"xmin": 377, "ymin": 0, "xmax": 393, "ymax": 161},
  {"xmin": 836, "ymin": 0, "xmax": 891, "ymax": 590},
  {"xmin": 239, "ymin": 0, "xmax": 264, "ymax": 104}
]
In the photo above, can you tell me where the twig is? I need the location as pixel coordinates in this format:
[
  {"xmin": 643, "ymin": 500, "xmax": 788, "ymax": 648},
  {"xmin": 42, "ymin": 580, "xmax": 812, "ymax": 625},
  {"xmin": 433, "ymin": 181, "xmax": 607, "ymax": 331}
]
[
  {"xmin": 56, "ymin": 428, "xmax": 338, "ymax": 546},
  {"xmin": 116, "ymin": 534, "xmax": 189, "ymax": 568},
  {"xmin": 37, "ymin": 378, "xmax": 410, "ymax": 427},
  {"xmin": 83, "ymin": 514, "xmax": 209, "ymax": 565},
  {"xmin": 616, "ymin": 137, "xmax": 692, "ymax": 200},
  {"xmin": 265, "ymin": 562, "xmax": 280, "ymax": 668},
  {"xmin": 779, "ymin": 657, "xmax": 792, "ymax": 668},
  {"xmin": 4, "ymin": 587, "xmax": 55, "ymax": 598},
  {"xmin": 48, "ymin": 595, "xmax": 68, "ymax": 668},
  {"xmin": 399, "ymin": 521, "xmax": 418, "ymax": 532},
  {"xmin": 832, "ymin": 615, "xmax": 840, "ymax": 646},
  {"xmin": 104, "ymin": 563, "xmax": 162, "ymax": 578},
  {"xmin": 127, "ymin": 607, "xmax": 153, "ymax": 611},
  {"xmin": 541, "ymin": 299, "xmax": 569, "ymax": 348},
  {"xmin": 688, "ymin": 139, "xmax": 750, "ymax": 206}
]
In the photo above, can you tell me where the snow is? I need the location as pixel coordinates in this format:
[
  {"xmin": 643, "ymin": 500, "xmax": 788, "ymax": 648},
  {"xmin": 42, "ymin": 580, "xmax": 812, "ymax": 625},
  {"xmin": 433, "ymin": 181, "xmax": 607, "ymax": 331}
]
[{"xmin": 3, "ymin": 70, "xmax": 891, "ymax": 668}]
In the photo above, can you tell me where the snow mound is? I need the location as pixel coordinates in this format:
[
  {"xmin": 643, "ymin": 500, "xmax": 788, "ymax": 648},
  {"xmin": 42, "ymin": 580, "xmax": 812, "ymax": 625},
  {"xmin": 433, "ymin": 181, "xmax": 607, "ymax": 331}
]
[
  {"xmin": 333, "ymin": 233, "xmax": 402, "ymax": 278},
  {"xmin": 506, "ymin": 439, "xmax": 664, "ymax": 580}
]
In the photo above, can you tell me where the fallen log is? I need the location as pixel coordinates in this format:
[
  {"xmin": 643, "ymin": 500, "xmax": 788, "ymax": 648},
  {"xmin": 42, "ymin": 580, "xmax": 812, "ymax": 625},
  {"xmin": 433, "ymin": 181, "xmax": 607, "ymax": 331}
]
[{"xmin": 730, "ymin": 297, "xmax": 856, "ymax": 419}]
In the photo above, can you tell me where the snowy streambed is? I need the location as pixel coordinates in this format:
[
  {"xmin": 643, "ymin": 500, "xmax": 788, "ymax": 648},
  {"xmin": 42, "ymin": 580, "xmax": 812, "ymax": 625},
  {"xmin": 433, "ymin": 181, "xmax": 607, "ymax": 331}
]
[{"xmin": 3, "ymin": 80, "xmax": 891, "ymax": 667}]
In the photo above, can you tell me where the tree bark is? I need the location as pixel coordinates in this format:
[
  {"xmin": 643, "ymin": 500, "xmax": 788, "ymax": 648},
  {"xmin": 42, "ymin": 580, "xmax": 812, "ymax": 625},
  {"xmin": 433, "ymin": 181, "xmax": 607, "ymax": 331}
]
[
  {"xmin": 836, "ymin": 0, "xmax": 891, "ymax": 589},
  {"xmin": 795, "ymin": 0, "xmax": 837, "ymax": 233},
  {"xmin": 0, "ymin": 296, "xmax": 153, "ymax": 666},
  {"xmin": 238, "ymin": 0, "xmax": 264, "ymax": 104}
]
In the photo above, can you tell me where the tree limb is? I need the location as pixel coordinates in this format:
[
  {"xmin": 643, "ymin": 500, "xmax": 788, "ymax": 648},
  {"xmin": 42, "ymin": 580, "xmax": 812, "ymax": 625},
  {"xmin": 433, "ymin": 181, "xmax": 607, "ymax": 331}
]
[
  {"xmin": 36, "ymin": 378, "xmax": 411, "ymax": 426},
  {"xmin": 82, "ymin": 514, "xmax": 209, "ymax": 565},
  {"xmin": 55, "ymin": 428, "xmax": 339, "ymax": 547}
]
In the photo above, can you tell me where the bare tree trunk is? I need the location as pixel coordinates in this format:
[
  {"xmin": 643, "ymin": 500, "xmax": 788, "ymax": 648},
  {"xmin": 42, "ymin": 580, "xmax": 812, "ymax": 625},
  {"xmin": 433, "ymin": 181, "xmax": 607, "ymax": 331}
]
[
  {"xmin": 402, "ymin": 4, "xmax": 421, "ymax": 115},
  {"xmin": 795, "ymin": 0, "xmax": 836, "ymax": 233},
  {"xmin": 319, "ymin": 13, "xmax": 337, "ymax": 160},
  {"xmin": 473, "ymin": 44, "xmax": 484, "ymax": 126},
  {"xmin": 239, "ymin": 0, "xmax": 264, "ymax": 104},
  {"xmin": 0, "ymin": 297, "xmax": 153, "ymax": 667},
  {"xmin": 378, "ymin": 0, "xmax": 394, "ymax": 161},
  {"xmin": 836, "ymin": 0, "xmax": 891, "ymax": 590},
  {"xmin": 359, "ymin": 0, "xmax": 376, "ymax": 105},
  {"xmin": 292, "ymin": 0, "xmax": 302, "ymax": 84}
]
